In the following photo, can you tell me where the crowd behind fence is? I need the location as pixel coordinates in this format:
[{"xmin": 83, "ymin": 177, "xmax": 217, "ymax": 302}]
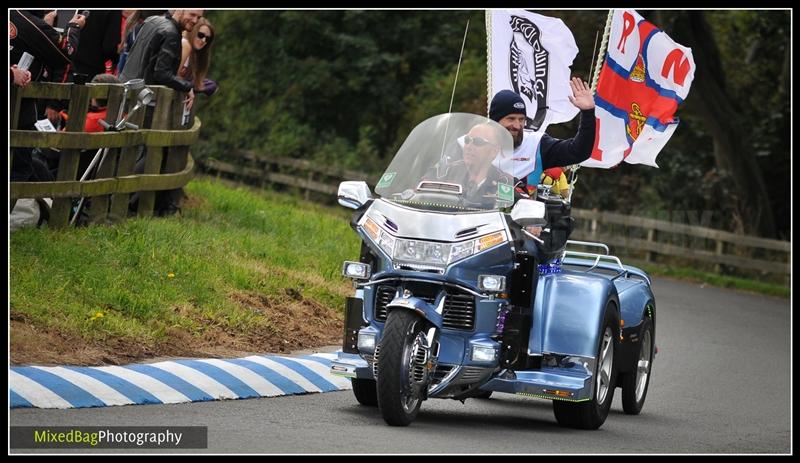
[{"xmin": 10, "ymin": 82, "xmax": 199, "ymax": 227}]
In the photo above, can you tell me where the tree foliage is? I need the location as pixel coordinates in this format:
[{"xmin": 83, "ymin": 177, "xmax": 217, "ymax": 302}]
[{"xmin": 197, "ymin": 9, "xmax": 789, "ymax": 238}]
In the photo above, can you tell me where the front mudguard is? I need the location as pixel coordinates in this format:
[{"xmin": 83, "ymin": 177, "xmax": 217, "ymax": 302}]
[
  {"xmin": 384, "ymin": 296, "xmax": 443, "ymax": 328},
  {"xmin": 529, "ymin": 271, "xmax": 620, "ymax": 359}
]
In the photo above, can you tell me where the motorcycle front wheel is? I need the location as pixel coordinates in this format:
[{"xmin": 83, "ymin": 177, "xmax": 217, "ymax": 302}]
[{"xmin": 376, "ymin": 309, "xmax": 429, "ymax": 426}]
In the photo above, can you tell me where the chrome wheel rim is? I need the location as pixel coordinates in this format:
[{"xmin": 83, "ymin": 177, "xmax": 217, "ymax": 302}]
[
  {"xmin": 400, "ymin": 322, "xmax": 427, "ymax": 414},
  {"xmin": 635, "ymin": 329, "xmax": 652, "ymax": 402},
  {"xmin": 596, "ymin": 327, "xmax": 614, "ymax": 404}
]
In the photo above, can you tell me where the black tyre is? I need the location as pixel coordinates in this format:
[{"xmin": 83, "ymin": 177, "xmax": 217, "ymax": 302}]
[
  {"xmin": 351, "ymin": 378, "xmax": 378, "ymax": 406},
  {"xmin": 553, "ymin": 300, "xmax": 618, "ymax": 430},
  {"xmin": 376, "ymin": 309, "xmax": 429, "ymax": 426},
  {"xmin": 621, "ymin": 316, "xmax": 654, "ymax": 415}
]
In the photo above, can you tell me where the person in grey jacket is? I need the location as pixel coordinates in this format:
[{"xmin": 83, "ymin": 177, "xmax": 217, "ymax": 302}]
[{"xmin": 119, "ymin": 9, "xmax": 202, "ymax": 110}]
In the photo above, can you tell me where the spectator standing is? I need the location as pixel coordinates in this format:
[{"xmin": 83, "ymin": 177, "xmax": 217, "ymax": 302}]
[
  {"xmin": 118, "ymin": 9, "xmax": 202, "ymax": 109},
  {"xmin": 117, "ymin": 10, "xmax": 165, "ymax": 76},
  {"xmin": 72, "ymin": 9, "xmax": 122, "ymax": 79},
  {"xmin": 10, "ymin": 9, "xmax": 84, "ymax": 184}
]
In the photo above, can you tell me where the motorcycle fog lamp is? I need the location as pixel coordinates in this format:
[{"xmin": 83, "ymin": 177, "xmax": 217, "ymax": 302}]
[
  {"xmin": 471, "ymin": 345, "xmax": 497, "ymax": 362},
  {"xmin": 478, "ymin": 275, "xmax": 506, "ymax": 292},
  {"xmin": 357, "ymin": 331, "xmax": 376, "ymax": 352},
  {"xmin": 342, "ymin": 261, "xmax": 371, "ymax": 279}
]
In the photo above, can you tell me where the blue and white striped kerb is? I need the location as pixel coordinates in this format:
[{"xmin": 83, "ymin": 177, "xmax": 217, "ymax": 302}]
[{"xmin": 10, "ymin": 353, "xmax": 351, "ymax": 409}]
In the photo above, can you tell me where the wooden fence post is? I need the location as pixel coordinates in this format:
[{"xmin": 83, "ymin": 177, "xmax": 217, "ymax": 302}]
[
  {"xmin": 108, "ymin": 102, "xmax": 147, "ymax": 222},
  {"xmin": 87, "ymin": 84, "xmax": 124, "ymax": 225},
  {"xmin": 158, "ymin": 90, "xmax": 193, "ymax": 213},
  {"xmin": 714, "ymin": 239, "xmax": 724, "ymax": 274},
  {"xmin": 138, "ymin": 87, "xmax": 175, "ymax": 217},
  {"xmin": 646, "ymin": 228, "xmax": 656, "ymax": 263},
  {"xmin": 50, "ymin": 84, "xmax": 90, "ymax": 228}
]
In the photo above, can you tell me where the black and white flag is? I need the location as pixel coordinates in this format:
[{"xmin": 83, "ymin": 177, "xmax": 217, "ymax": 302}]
[{"xmin": 488, "ymin": 9, "xmax": 580, "ymax": 132}]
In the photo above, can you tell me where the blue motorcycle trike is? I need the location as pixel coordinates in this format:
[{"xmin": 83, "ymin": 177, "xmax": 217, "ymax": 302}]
[{"xmin": 331, "ymin": 113, "xmax": 656, "ymax": 429}]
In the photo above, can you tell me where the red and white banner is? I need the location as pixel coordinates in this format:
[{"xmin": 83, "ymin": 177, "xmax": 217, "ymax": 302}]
[
  {"xmin": 581, "ymin": 9, "xmax": 695, "ymax": 168},
  {"xmin": 488, "ymin": 9, "xmax": 580, "ymax": 133}
]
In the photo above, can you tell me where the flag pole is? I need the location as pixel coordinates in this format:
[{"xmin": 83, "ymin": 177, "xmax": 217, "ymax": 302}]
[
  {"xmin": 437, "ymin": 17, "xmax": 471, "ymax": 173},
  {"xmin": 485, "ymin": 9, "xmax": 492, "ymax": 116},
  {"xmin": 567, "ymin": 9, "xmax": 614, "ymax": 204},
  {"xmin": 588, "ymin": 30, "xmax": 600, "ymax": 89},
  {"xmin": 447, "ymin": 18, "xmax": 470, "ymax": 115}
]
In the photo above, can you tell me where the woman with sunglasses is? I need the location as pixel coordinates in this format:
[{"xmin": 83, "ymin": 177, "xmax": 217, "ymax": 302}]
[{"xmin": 180, "ymin": 17, "xmax": 218, "ymax": 96}]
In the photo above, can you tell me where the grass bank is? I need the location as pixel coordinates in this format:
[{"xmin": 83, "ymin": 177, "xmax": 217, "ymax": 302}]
[{"xmin": 10, "ymin": 178, "xmax": 360, "ymax": 365}]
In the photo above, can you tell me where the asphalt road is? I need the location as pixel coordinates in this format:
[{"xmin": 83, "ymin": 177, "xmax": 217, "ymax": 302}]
[{"xmin": 11, "ymin": 277, "xmax": 791, "ymax": 454}]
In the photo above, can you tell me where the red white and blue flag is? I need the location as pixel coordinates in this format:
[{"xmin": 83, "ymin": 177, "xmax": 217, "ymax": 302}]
[{"xmin": 581, "ymin": 9, "xmax": 695, "ymax": 169}]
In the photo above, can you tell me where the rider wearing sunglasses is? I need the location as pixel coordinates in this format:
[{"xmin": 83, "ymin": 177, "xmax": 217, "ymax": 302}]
[{"xmin": 423, "ymin": 122, "xmax": 515, "ymax": 206}]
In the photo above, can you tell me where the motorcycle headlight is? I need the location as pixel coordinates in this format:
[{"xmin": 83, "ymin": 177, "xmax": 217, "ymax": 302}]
[
  {"xmin": 449, "ymin": 240, "xmax": 474, "ymax": 263},
  {"xmin": 394, "ymin": 239, "xmax": 449, "ymax": 266},
  {"xmin": 357, "ymin": 331, "xmax": 376, "ymax": 353},
  {"xmin": 342, "ymin": 261, "xmax": 371, "ymax": 279},
  {"xmin": 361, "ymin": 217, "xmax": 507, "ymax": 267}
]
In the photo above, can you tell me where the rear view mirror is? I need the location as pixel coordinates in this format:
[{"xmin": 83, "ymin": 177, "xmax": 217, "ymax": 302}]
[
  {"xmin": 338, "ymin": 181, "xmax": 372, "ymax": 209},
  {"xmin": 510, "ymin": 199, "xmax": 546, "ymax": 227}
]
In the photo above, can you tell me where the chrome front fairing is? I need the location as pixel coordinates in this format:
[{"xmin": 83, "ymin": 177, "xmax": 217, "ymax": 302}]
[{"xmin": 365, "ymin": 198, "xmax": 510, "ymax": 243}]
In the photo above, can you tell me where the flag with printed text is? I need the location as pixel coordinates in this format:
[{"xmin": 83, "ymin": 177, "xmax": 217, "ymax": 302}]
[{"xmin": 581, "ymin": 9, "xmax": 695, "ymax": 168}]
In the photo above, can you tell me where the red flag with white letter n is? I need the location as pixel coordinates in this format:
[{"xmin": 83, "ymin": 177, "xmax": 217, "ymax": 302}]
[{"xmin": 581, "ymin": 9, "xmax": 695, "ymax": 169}]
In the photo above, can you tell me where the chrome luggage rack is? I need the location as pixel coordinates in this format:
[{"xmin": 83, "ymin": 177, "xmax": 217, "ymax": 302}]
[{"xmin": 559, "ymin": 240, "xmax": 651, "ymax": 285}]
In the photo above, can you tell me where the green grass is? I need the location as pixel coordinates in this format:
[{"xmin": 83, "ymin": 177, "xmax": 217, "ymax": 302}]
[
  {"xmin": 10, "ymin": 178, "xmax": 361, "ymax": 348},
  {"xmin": 633, "ymin": 262, "xmax": 790, "ymax": 299}
]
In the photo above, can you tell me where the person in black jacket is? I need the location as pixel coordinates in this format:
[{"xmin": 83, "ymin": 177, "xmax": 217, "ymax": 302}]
[
  {"xmin": 10, "ymin": 9, "xmax": 83, "ymax": 185},
  {"xmin": 118, "ymin": 9, "xmax": 202, "ymax": 109},
  {"xmin": 489, "ymin": 77, "xmax": 596, "ymax": 193},
  {"xmin": 72, "ymin": 9, "xmax": 123, "ymax": 80},
  {"xmin": 10, "ymin": 9, "xmax": 84, "ymax": 129},
  {"xmin": 427, "ymin": 122, "xmax": 516, "ymax": 208}
]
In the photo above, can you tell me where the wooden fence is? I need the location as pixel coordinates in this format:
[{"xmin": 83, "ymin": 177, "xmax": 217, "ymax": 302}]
[
  {"xmin": 200, "ymin": 151, "xmax": 790, "ymax": 283},
  {"xmin": 10, "ymin": 82, "xmax": 199, "ymax": 227}
]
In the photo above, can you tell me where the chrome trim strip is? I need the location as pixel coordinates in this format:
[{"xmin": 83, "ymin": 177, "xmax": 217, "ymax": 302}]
[{"xmin": 357, "ymin": 277, "xmax": 487, "ymax": 298}]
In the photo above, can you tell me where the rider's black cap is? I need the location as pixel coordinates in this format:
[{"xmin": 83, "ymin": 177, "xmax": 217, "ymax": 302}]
[{"xmin": 489, "ymin": 90, "xmax": 526, "ymax": 122}]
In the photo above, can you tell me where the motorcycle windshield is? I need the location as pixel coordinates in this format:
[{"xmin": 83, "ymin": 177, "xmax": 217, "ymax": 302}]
[{"xmin": 375, "ymin": 113, "xmax": 518, "ymax": 213}]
